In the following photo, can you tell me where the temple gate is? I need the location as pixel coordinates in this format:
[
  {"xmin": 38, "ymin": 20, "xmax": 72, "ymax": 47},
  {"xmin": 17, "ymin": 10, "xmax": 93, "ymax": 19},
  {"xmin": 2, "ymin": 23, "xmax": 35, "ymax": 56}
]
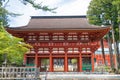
[{"xmin": 7, "ymin": 16, "xmax": 110, "ymax": 72}]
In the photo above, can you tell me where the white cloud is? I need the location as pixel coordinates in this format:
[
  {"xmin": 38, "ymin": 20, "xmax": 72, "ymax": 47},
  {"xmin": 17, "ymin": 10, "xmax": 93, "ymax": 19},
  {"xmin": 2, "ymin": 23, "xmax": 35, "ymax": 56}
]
[
  {"xmin": 8, "ymin": 0, "xmax": 91, "ymax": 27},
  {"xmin": 55, "ymin": 0, "xmax": 91, "ymax": 15}
]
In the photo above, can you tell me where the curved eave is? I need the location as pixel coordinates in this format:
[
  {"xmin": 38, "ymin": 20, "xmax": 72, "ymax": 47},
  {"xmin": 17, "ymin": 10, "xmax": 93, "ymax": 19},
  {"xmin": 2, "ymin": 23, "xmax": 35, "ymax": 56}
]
[{"xmin": 7, "ymin": 26, "xmax": 110, "ymax": 32}]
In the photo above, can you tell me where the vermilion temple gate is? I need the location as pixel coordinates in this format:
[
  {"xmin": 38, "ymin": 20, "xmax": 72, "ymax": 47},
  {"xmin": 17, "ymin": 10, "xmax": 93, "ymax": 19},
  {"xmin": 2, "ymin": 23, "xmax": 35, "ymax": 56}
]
[{"xmin": 7, "ymin": 16, "xmax": 110, "ymax": 72}]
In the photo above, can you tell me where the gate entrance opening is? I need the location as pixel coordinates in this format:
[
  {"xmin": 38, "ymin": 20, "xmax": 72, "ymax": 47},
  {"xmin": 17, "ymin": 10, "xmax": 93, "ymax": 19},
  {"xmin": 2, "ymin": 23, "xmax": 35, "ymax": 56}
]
[
  {"xmin": 53, "ymin": 58, "xmax": 64, "ymax": 71},
  {"xmin": 82, "ymin": 57, "xmax": 92, "ymax": 71}
]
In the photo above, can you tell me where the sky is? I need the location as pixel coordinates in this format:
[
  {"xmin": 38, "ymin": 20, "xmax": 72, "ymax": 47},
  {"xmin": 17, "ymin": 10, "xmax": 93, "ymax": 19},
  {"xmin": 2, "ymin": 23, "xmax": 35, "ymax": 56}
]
[{"xmin": 6, "ymin": 0, "xmax": 91, "ymax": 27}]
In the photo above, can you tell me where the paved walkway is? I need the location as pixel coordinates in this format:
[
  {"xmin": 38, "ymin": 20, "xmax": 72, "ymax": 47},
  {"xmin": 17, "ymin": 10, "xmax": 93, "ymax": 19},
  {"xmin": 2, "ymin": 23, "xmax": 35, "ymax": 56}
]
[{"xmin": 40, "ymin": 72, "xmax": 120, "ymax": 80}]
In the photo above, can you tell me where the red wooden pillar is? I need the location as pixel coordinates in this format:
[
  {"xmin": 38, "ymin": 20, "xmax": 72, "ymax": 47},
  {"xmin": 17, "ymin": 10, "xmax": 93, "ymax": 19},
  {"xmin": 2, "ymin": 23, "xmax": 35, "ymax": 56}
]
[
  {"xmin": 64, "ymin": 56, "xmax": 68, "ymax": 72},
  {"xmin": 91, "ymin": 53, "xmax": 94, "ymax": 72},
  {"xmin": 49, "ymin": 54, "xmax": 53, "ymax": 72},
  {"xmin": 24, "ymin": 54, "xmax": 27, "ymax": 65},
  {"xmin": 39, "ymin": 58, "xmax": 41, "ymax": 71},
  {"xmin": 35, "ymin": 53, "xmax": 38, "ymax": 67},
  {"xmin": 35, "ymin": 47, "xmax": 38, "ymax": 67},
  {"xmin": 49, "ymin": 47, "xmax": 53, "ymax": 72},
  {"xmin": 64, "ymin": 48, "xmax": 68, "ymax": 72},
  {"xmin": 79, "ymin": 53, "xmax": 82, "ymax": 72}
]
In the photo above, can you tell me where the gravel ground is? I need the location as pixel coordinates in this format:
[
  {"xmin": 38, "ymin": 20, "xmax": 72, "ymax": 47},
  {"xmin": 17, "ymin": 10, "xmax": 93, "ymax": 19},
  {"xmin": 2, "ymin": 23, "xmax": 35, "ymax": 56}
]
[{"xmin": 40, "ymin": 74, "xmax": 120, "ymax": 80}]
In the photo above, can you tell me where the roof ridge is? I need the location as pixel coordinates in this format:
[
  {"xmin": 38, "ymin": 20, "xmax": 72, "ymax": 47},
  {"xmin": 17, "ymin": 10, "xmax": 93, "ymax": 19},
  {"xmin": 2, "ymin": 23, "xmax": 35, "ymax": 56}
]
[{"xmin": 31, "ymin": 15, "xmax": 86, "ymax": 19}]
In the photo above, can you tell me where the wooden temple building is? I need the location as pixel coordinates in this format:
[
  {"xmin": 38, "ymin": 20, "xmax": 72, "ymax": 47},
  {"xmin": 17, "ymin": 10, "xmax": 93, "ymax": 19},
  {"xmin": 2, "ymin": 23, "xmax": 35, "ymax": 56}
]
[{"xmin": 7, "ymin": 16, "xmax": 111, "ymax": 72}]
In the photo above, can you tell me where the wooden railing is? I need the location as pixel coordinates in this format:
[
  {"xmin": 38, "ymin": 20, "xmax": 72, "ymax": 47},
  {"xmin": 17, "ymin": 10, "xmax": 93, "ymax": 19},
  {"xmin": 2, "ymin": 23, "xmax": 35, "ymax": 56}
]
[{"xmin": 0, "ymin": 67, "xmax": 40, "ymax": 79}]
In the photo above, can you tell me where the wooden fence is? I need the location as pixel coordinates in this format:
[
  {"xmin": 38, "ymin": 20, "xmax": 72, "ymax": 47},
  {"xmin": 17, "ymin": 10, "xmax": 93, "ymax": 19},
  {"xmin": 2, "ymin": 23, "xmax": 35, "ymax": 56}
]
[{"xmin": 0, "ymin": 67, "xmax": 40, "ymax": 80}]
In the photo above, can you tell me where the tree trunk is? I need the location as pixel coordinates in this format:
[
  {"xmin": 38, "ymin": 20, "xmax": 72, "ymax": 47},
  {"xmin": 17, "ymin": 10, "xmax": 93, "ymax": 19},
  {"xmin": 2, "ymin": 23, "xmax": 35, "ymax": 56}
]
[
  {"xmin": 107, "ymin": 32, "xmax": 114, "ymax": 69},
  {"xmin": 116, "ymin": 41, "xmax": 120, "ymax": 68},
  {"xmin": 100, "ymin": 38, "xmax": 106, "ymax": 66},
  {"xmin": 119, "ymin": 23, "xmax": 120, "ymax": 68},
  {"xmin": 111, "ymin": 23, "xmax": 118, "ymax": 70}
]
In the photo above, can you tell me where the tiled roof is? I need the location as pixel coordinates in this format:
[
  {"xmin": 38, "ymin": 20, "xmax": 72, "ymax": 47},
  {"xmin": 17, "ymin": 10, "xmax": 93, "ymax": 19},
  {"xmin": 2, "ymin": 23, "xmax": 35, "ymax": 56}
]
[{"xmin": 8, "ymin": 16, "xmax": 109, "ymax": 30}]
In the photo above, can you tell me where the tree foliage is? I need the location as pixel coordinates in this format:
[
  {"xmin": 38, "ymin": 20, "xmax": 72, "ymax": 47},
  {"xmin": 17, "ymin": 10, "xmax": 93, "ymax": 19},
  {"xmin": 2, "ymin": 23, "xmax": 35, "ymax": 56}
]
[
  {"xmin": 87, "ymin": 0, "xmax": 120, "ymax": 40},
  {"xmin": 113, "ymin": 0, "xmax": 120, "ymax": 23},
  {"xmin": 71, "ymin": 59, "xmax": 77, "ymax": 64},
  {"xmin": 20, "ymin": 0, "xmax": 57, "ymax": 12},
  {"xmin": 0, "ymin": 23, "xmax": 32, "ymax": 66}
]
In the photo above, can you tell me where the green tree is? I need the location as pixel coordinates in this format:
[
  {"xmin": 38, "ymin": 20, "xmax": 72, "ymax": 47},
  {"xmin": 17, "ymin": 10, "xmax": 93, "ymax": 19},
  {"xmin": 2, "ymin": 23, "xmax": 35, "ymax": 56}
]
[
  {"xmin": 0, "ymin": 22, "xmax": 32, "ymax": 66},
  {"xmin": 113, "ymin": 0, "xmax": 120, "ymax": 22},
  {"xmin": 71, "ymin": 59, "xmax": 77, "ymax": 64},
  {"xmin": 87, "ymin": 0, "xmax": 120, "ymax": 70}
]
